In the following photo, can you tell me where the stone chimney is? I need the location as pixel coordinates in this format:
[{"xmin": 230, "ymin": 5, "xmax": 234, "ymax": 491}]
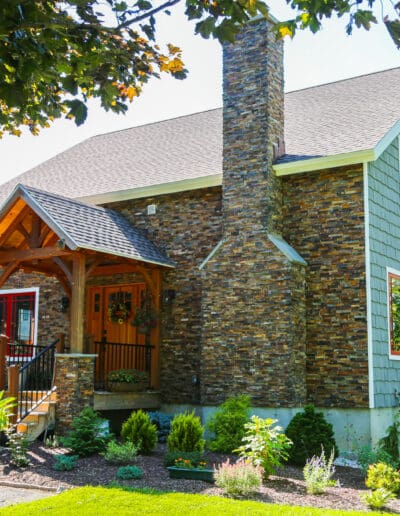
[{"xmin": 200, "ymin": 17, "xmax": 307, "ymax": 407}]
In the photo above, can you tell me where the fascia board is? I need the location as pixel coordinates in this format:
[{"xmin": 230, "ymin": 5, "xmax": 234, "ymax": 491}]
[{"xmin": 76, "ymin": 174, "xmax": 222, "ymax": 205}]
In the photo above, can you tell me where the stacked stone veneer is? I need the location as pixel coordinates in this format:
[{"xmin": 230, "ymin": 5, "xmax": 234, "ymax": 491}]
[
  {"xmin": 200, "ymin": 19, "xmax": 307, "ymax": 406},
  {"xmin": 54, "ymin": 354, "xmax": 96, "ymax": 431},
  {"xmin": 104, "ymin": 187, "xmax": 222, "ymax": 404},
  {"xmin": 282, "ymin": 166, "xmax": 368, "ymax": 407},
  {"xmin": 1, "ymin": 272, "xmax": 69, "ymax": 346}
]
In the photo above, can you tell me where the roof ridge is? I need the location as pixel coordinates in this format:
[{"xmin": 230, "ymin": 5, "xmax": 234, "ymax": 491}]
[
  {"xmin": 90, "ymin": 106, "xmax": 223, "ymax": 140},
  {"xmin": 286, "ymin": 66, "xmax": 400, "ymax": 95}
]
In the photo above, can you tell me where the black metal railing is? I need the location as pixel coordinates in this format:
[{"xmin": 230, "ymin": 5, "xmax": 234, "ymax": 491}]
[
  {"xmin": 16, "ymin": 338, "xmax": 58, "ymax": 422},
  {"xmin": 7, "ymin": 343, "xmax": 47, "ymax": 364},
  {"xmin": 94, "ymin": 340, "xmax": 154, "ymax": 390}
]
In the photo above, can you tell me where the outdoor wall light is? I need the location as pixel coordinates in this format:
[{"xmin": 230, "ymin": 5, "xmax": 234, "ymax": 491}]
[
  {"xmin": 162, "ymin": 289, "xmax": 176, "ymax": 304},
  {"xmin": 59, "ymin": 296, "xmax": 70, "ymax": 313}
]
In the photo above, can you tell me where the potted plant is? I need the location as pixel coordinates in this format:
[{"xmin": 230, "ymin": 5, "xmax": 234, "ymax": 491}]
[
  {"xmin": 107, "ymin": 368, "xmax": 148, "ymax": 392},
  {"xmin": 167, "ymin": 457, "xmax": 214, "ymax": 483}
]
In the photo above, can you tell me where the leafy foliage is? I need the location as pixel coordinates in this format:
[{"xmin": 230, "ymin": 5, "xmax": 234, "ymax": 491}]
[
  {"xmin": 214, "ymin": 459, "xmax": 263, "ymax": 496},
  {"xmin": 121, "ymin": 410, "xmax": 157, "ymax": 454},
  {"xmin": 0, "ymin": 391, "xmax": 15, "ymax": 433},
  {"xmin": 356, "ymin": 444, "xmax": 397, "ymax": 474},
  {"xmin": 206, "ymin": 395, "xmax": 250, "ymax": 454},
  {"xmin": 7, "ymin": 431, "xmax": 30, "ymax": 467},
  {"xmin": 107, "ymin": 368, "xmax": 147, "ymax": 384},
  {"xmin": 235, "ymin": 416, "xmax": 292, "ymax": 479},
  {"xmin": 116, "ymin": 465, "xmax": 143, "ymax": 479},
  {"xmin": 167, "ymin": 411, "xmax": 205, "ymax": 453},
  {"xmin": 53, "ymin": 454, "xmax": 79, "ymax": 471},
  {"xmin": 303, "ymin": 448, "xmax": 337, "ymax": 495},
  {"xmin": 102, "ymin": 440, "xmax": 139, "ymax": 464},
  {"xmin": 365, "ymin": 462, "xmax": 400, "ymax": 493},
  {"xmin": 285, "ymin": 405, "xmax": 338, "ymax": 466},
  {"xmin": 0, "ymin": 0, "xmax": 398, "ymax": 137},
  {"xmin": 163, "ymin": 449, "xmax": 204, "ymax": 467},
  {"xmin": 148, "ymin": 411, "xmax": 173, "ymax": 443},
  {"xmin": 378, "ymin": 413, "xmax": 400, "ymax": 465},
  {"xmin": 361, "ymin": 488, "xmax": 396, "ymax": 510},
  {"xmin": 60, "ymin": 407, "xmax": 112, "ymax": 457}
]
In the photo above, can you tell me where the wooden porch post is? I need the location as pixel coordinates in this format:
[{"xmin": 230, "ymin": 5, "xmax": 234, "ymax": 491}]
[
  {"xmin": 151, "ymin": 269, "xmax": 161, "ymax": 390},
  {"xmin": 70, "ymin": 254, "xmax": 86, "ymax": 353},
  {"xmin": 8, "ymin": 364, "xmax": 19, "ymax": 425},
  {"xmin": 0, "ymin": 335, "xmax": 7, "ymax": 391}
]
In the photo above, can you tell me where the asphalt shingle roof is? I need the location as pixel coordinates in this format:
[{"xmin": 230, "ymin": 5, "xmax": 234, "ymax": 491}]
[
  {"xmin": 7, "ymin": 184, "xmax": 174, "ymax": 267},
  {"xmin": 1, "ymin": 67, "xmax": 399, "ymax": 199}
]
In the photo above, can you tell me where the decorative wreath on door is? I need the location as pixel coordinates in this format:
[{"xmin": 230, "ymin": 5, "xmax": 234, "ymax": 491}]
[{"xmin": 108, "ymin": 301, "xmax": 130, "ymax": 324}]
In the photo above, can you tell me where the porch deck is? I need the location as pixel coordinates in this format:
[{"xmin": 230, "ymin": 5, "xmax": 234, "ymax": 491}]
[{"xmin": 93, "ymin": 390, "xmax": 161, "ymax": 411}]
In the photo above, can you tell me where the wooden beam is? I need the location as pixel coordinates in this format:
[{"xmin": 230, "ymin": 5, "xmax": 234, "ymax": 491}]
[
  {"xmin": 0, "ymin": 205, "xmax": 31, "ymax": 247},
  {"xmin": 0, "ymin": 246, "xmax": 71, "ymax": 264},
  {"xmin": 53, "ymin": 257, "xmax": 73, "ymax": 284},
  {"xmin": 0, "ymin": 262, "xmax": 20, "ymax": 288},
  {"xmin": 38, "ymin": 226, "xmax": 51, "ymax": 247},
  {"xmin": 70, "ymin": 254, "xmax": 86, "ymax": 353}
]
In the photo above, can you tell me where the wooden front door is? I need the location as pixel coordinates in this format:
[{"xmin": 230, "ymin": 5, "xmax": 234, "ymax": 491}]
[
  {"xmin": 86, "ymin": 283, "xmax": 146, "ymax": 345},
  {"xmin": 86, "ymin": 283, "xmax": 152, "ymax": 388}
]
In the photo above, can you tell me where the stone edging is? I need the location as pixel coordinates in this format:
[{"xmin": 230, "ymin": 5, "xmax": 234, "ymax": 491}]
[{"xmin": 0, "ymin": 480, "xmax": 61, "ymax": 492}]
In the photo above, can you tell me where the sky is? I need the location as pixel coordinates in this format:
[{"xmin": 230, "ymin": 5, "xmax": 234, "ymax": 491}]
[{"xmin": 0, "ymin": 1, "xmax": 399, "ymax": 185}]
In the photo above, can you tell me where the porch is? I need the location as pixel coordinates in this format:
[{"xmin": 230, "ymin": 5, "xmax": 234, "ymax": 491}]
[{"xmin": 0, "ymin": 184, "xmax": 174, "ymax": 433}]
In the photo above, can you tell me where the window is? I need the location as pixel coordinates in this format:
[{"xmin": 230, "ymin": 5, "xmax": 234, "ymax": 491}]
[
  {"xmin": 0, "ymin": 289, "xmax": 38, "ymax": 357},
  {"xmin": 388, "ymin": 271, "xmax": 400, "ymax": 356}
]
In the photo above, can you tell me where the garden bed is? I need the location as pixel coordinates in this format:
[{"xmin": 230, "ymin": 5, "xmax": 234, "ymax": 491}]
[{"xmin": 0, "ymin": 443, "xmax": 398, "ymax": 512}]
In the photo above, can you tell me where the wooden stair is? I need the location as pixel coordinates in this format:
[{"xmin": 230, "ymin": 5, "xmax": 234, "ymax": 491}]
[{"xmin": 16, "ymin": 390, "xmax": 57, "ymax": 441}]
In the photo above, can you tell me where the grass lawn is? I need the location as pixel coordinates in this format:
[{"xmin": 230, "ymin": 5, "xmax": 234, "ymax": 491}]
[{"xmin": 0, "ymin": 487, "xmax": 391, "ymax": 516}]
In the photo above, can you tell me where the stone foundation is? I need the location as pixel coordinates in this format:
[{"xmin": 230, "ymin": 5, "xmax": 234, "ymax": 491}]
[{"xmin": 54, "ymin": 354, "xmax": 96, "ymax": 431}]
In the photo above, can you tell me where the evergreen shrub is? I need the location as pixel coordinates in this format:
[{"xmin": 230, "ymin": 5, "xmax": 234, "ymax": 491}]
[
  {"xmin": 167, "ymin": 412, "xmax": 205, "ymax": 453},
  {"xmin": 121, "ymin": 410, "xmax": 157, "ymax": 454},
  {"xmin": 206, "ymin": 395, "xmax": 250, "ymax": 453},
  {"xmin": 285, "ymin": 405, "xmax": 338, "ymax": 466}
]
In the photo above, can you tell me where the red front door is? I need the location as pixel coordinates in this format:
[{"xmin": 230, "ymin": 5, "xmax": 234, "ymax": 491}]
[{"xmin": 0, "ymin": 291, "xmax": 36, "ymax": 356}]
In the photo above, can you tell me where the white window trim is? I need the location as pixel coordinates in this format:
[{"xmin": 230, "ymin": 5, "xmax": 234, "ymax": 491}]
[
  {"xmin": 387, "ymin": 267, "xmax": 400, "ymax": 360},
  {"xmin": 0, "ymin": 287, "xmax": 40, "ymax": 350}
]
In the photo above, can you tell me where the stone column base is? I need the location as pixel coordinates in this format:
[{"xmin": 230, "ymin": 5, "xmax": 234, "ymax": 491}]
[{"xmin": 54, "ymin": 353, "xmax": 97, "ymax": 433}]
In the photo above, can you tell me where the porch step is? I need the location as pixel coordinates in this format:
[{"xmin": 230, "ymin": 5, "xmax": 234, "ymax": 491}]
[{"xmin": 16, "ymin": 389, "xmax": 57, "ymax": 441}]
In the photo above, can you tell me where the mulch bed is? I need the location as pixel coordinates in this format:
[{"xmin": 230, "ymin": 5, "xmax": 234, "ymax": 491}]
[{"xmin": 0, "ymin": 442, "xmax": 399, "ymax": 512}]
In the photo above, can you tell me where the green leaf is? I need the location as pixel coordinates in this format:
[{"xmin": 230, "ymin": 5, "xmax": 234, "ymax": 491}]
[{"xmin": 64, "ymin": 99, "xmax": 88, "ymax": 126}]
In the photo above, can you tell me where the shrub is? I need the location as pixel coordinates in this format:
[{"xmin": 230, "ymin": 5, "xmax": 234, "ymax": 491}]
[
  {"xmin": 167, "ymin": 412, "xmax": 205, "ymax": 453},
  {"xmin": 148, "ymin": 412, "xmax": 173, "ymax": 443},
  {"xmin": 214, "ymin": 459, "xmax": 263, "ymax": 496},
  {"xmin": 163, "ymin": 450, "xmax": 204, "ymax": 467},
  {"xmin": 121, "ymin": 410, "xmax": 157, "ymax": 454},
  {"xmin": 235, "ymin": 416, "xmax": 292, "ymax": 479},
  {"xmin": 285, "ymin": 405, "xmax": 338, "ymax": 466},
  {"xmin": 60, "ymin": 407, "xmax": 112, "ymax": 457},
  {"xmin": 116, "ymin": 465, "xmax": 143, "ymax": 480},
  {"xmin": 53, "ymin": 454, "xmax": 78, "ymax": 471},
  {"xmin": 8, "ymin": 431, "xmax": 30, "ymax": 467},
  {"xmin": 0, "ymin": 391, "xmax": 15, "ymax": 432},
  {"xmin": 379, "ymin": 416, "xmax": 400, "ymax": 465},
  {"xmin": 361, "ymin": 488, "xmax": 396, "ymax": 510},
  {"xmin": 206, "ymin": 395, "xmax": 250, "ymax": 454},
  {"xmin": 356, "ymin": 444, "xmax": 397, "ymax": 474},
  {"xmin": 365, "ymin": 462, "xmax": 400, "ymax": 493},
  {"xmin": 102, "ymin": 440, "xmax": 139, "ymax": 464},
  {"xmin": 303, "ymin": 448, "xmax": 337, "ymax": 494}
]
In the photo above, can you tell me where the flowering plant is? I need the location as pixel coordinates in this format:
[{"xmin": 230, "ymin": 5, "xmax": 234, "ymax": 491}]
[
  {"xmin": 174, "ymin": 458, "xmax": 207, "ymax": 469},
  {"xmin": 108, "ymin": 301, "xmax": 130, "ymax": 324},
  {"xmin": 107, "ymin": 368, "xmax": 147, "ymax": 384}
]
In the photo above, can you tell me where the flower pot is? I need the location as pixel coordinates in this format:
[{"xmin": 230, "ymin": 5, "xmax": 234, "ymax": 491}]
[
  {"xmin": 107, "ymin": 381, "xmax": 147, "ymax": 392},
  {"xmin": 167, "ymin": 466, "xmax": 214, "ymax": 483}
]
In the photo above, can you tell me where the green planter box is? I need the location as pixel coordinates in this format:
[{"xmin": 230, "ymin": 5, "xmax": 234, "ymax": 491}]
[{"xmin": 167, "ymin": 466, "xmax": 214, "ymax": 483}]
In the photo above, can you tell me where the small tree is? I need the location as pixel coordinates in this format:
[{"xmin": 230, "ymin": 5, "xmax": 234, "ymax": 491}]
[
  {"xmin": 167, "ymin": 412, "xmax": 205, "ymax": 453},
  {"xmin": 121, "ymin": 410, "xmax": 158, "ymax": 454}
]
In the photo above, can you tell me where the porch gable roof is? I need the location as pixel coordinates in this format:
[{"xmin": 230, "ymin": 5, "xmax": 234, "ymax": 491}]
[{"xmin": 1, "ymin": 184, "xmax": 175, "ymax": 268}]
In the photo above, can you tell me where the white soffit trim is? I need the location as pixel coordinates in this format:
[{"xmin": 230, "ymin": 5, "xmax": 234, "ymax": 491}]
[
  {"xmin": 77, "ymin": 174, "xmax": 223, "ymax": 205},
  {"xmin": 363, "ymin": 162, "xmax": 375, "ymax": 409}
]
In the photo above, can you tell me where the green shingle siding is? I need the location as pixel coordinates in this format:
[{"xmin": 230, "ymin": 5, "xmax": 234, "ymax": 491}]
[{"xmin": 368, "ymin": 137, "xmax": 400, "ymax": 408}]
